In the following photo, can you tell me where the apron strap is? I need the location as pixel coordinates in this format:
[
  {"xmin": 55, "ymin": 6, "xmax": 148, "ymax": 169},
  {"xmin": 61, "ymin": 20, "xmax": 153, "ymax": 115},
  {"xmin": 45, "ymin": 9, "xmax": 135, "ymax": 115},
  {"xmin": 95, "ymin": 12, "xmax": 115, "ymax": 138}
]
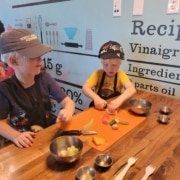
[{"xmin": 97, "ymin": 71, "xmax": 118, "ymax": 94}]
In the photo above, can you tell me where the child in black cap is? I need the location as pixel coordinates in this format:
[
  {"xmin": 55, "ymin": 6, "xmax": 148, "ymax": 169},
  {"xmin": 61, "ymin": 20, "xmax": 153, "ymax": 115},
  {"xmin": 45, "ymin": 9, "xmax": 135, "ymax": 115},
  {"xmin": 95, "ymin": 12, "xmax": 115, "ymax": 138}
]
[
  {"xmin": 0, "ymin": 29, "xmax": 75, "ymax": 148},
  {"xmin": 82, "ymin": 40, "xmax": 136, "ymax": 113}
]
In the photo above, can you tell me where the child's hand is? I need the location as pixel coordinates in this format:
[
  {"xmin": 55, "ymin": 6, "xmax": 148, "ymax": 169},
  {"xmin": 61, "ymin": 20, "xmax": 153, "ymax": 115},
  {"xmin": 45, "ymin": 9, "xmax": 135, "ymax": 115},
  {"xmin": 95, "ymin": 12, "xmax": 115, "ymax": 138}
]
[
  {"xmin": 94, "ymin": 98, "xmax": 107, "ymax": 110},
  {"xmin": 13, "ymin": 131, "xmax": 36, "ymax": 148},
  {"xmin": 56, "ymin": 109, "xmax": 73, "ymax": 123},
  {"xmin": 107, "ymin": 99, "xmax": 120, "ymax": 113}
]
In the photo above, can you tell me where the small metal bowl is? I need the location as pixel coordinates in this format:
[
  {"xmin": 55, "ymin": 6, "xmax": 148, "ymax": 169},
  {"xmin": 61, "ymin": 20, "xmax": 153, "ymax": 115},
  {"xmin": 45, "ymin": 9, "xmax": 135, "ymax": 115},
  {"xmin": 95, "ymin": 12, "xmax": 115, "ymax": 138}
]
[
  {"xmin": 95, "ymin": 154, "xmax": 113, "ymax": 170},
  {"xmin": 157, "ymin": 114, "xmax": 170, "ymax": 124},
  {"xmin": 159, "ymin": 106, "xmax": 172, "ymax": 114},
  {"xmin": 129, "ymin": 99, "xmax": 152, "ymax": 115},
  {"xmin": 76, "ymin": 166, "xmax": 96, "ymax": 180}
]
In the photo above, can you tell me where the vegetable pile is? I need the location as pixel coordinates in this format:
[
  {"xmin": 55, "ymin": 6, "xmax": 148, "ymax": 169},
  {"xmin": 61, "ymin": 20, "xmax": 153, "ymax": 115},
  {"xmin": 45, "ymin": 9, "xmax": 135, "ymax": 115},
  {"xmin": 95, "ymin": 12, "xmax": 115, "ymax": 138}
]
[
  {"xmin": 102, "ymin": 114, "xmax": 129, "ymax": 130},
  {"xmin": 58, "ymin": 145, "xmax": 79, "ymax": 157}
]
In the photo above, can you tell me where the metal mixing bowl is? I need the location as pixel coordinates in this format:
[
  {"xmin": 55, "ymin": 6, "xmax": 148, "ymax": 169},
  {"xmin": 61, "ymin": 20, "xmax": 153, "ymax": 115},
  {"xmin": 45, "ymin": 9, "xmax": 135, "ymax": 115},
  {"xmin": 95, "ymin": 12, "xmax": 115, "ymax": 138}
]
[
  {"xmin": 129, "ymin": 99, "xmax": 152, "ymax": 115},
  {"xmin": 76, "ymin": 166, "xmax": 96, "ymax": 180},
  {"xmin": 49, "ymin": 136, "xmax": 83, "ymax": 163}
]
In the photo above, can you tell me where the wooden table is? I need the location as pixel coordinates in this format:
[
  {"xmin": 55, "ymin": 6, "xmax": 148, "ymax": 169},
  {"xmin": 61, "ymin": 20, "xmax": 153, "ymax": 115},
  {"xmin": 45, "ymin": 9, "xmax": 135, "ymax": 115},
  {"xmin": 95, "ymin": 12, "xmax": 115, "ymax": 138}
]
[{"xmin": 0, "ymin": 90, "xmax": 180, "ymax": 180}]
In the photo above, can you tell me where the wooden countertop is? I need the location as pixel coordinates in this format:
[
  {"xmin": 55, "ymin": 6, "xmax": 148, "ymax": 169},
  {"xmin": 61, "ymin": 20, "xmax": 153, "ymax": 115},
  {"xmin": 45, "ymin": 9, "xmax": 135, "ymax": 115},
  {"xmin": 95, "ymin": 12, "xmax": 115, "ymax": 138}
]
[{"xmin": 0, "ymin": 90, "xmax": 180, "ymax": 180}]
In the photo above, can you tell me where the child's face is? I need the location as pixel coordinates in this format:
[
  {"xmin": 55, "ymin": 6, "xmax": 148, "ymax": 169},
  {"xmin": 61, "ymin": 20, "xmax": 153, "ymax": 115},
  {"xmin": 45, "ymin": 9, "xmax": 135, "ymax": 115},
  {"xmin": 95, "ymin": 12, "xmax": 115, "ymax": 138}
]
[
  {"xmin": 14, "ymin": 54, "xmax": 42, "ymax": 76},
  {"xmin": 101, "ymin": 58, "xmax": 122, "ymax": 77}
]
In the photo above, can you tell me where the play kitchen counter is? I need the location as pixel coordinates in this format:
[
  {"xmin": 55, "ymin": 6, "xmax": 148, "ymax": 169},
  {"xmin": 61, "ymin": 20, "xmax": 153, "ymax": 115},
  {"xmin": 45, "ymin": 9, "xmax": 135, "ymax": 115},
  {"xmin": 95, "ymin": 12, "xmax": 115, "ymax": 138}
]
[{"xmin": 0, "ymin": 90, "xmax": 180, "ymax": 180}]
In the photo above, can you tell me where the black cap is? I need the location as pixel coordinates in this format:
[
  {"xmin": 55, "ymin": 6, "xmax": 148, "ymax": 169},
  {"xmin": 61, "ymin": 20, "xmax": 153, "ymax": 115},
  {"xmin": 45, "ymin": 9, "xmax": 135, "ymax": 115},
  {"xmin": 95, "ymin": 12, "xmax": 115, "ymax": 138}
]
[{"xmin": 98, "ymin": 40, "xmax": 125, "ymax": 60}]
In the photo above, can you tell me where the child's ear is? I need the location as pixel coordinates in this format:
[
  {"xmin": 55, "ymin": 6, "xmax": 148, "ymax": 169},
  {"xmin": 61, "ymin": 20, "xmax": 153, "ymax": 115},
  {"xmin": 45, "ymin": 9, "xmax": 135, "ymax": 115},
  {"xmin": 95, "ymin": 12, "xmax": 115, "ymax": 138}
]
[{"xmin": 9, "ymin": 56, "xmax": 18, "ymax": 66}]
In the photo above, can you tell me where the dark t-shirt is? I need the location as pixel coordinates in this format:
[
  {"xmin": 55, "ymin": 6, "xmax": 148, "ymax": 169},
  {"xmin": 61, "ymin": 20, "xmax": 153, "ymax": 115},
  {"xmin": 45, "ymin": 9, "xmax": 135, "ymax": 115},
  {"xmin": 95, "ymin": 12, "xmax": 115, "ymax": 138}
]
[{"xmin": 0, "ymin": 71, "xmax": 66, "ymax": 131}]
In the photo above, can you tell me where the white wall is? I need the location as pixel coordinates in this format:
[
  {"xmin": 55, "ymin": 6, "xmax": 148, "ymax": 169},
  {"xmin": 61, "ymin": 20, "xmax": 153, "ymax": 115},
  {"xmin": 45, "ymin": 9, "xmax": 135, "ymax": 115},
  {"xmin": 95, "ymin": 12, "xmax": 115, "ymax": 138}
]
[{"xmin": 0, "ymin": 0, "xmax": 180, "ymax": 114}]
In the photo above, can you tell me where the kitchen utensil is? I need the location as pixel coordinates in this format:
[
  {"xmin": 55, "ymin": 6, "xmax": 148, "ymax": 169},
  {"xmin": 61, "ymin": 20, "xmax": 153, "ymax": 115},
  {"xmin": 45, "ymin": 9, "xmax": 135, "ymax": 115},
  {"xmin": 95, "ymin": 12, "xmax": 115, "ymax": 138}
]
[
  {"xmin": 49, "ymin": 136, "xmax": 83, "ymax": 163},
  {"xmin": 64, "ymin": 27, "xmax": 78, "ymax": 40},
  {"xmin": 157, "ymin": 114, "xmax": 170, "ymax": 124},
  {"xmin": 159, "ymin": 106, "xmax": 172, "ymax": 114},
  {"xmin": 56, "ymin": 31, "xmax": 59, "ymax": 45},
  {"xmin": 57, "ymin": 109, "xmax": 146, "ymax": 152},
  {"xmin": 129, "ymin": 99, "xmax": 152, "ymax": 115},
  {"xmin": 45, "ymin": 22, "xmax": 57, "ymax": 27},
  {"xmin": 49, "ymin": 31, "xmax": 51, "ymax": 44},
  {"xmin": 60, "ymin": 130, "xmax": 97, "ymax": 136},
  {"xmin": 61, "ymin": 42, "xmax": 83, "ymax": 48},
  {"xmin": 95, "ymin": 154, "xmax": 113, "ymax": 170},
  {"xmin": 85, "ymin": 29, "xmax": 93, "ymax": 50},
  {"xmin": 46, "ymin": 31, "xmax": 48, "ymax": 44},
  {"xmin": 141, "ymin": 165, "xmax": 156, "ymax": 180},
  {"xmin": 53, "ymin": 31, "xmax": 56, "ymax": 44},
  {"xmin": 114, "ymin": 157, "xmax": 137, "ymax": 180},
  {"xmin": 38, "ymin": 15, "xmax": 43, "ymax": 43},
  {"xmin": 76, "ymin": 166, "xmax": 96, "ymax": 180}
]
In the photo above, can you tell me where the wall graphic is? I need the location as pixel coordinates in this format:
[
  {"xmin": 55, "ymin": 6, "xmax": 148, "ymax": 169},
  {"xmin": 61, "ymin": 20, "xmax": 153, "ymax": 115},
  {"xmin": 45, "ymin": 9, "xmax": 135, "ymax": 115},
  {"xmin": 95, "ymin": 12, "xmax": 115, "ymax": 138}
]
[
  {"xmin": 0, "ymin": 0, "xmax": 180, "ymax": 115},
  {"xmin": 127, "ymin": 19, "xmax": 180, "ymax": 97},
  {"xmin": 12, "ymin": 0, "xmax": 71, "ymax": 8}
]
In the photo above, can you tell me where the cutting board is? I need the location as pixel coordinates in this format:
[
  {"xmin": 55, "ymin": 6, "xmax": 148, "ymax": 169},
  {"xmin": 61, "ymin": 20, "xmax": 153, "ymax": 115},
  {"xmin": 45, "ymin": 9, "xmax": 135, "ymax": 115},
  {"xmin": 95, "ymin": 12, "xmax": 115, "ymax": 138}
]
[{"xmin": 58, "ymin": 107, "xmax": 146, "ymax": 152}]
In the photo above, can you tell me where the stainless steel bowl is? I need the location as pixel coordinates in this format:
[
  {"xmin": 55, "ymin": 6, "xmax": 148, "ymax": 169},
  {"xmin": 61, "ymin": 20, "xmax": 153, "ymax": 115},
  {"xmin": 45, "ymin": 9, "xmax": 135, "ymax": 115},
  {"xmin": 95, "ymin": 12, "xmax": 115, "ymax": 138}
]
[
  {"xmin": 157, "ymin": 114, "xmax": 170, "ymax": 124},
  {"xmin": 129, "ymin": 99, "xmax": 152, "ymax": 115},
  {"xmin": 49, "ymin": 136, "xmax": 83, "ymax": 163},
  {"xmin": 159, "ymin": 106, "xmax": 171, "ymax": 114},
  {"xmin": 95, "ymin": 154, "xmax": 113, "ymax": 169},
  {"xmin": 76, "ymin": 166, "xmax": 96, "ymax": 180}
]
